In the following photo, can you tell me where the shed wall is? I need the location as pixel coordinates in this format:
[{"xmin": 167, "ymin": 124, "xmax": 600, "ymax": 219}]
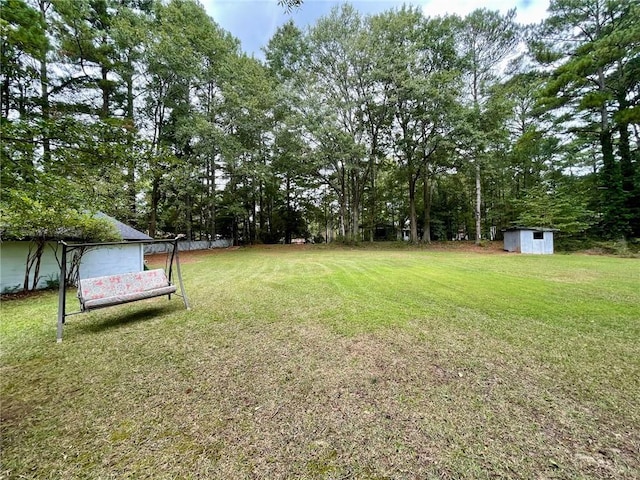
[
  {"xmin": 0, "ymin": 241, "xmax": 60, "ymax": 292},
  {"xmin": 519, "ymin": 231, "xmax": 554, "ymax": 254},
  {"xmin": 542, "ymin": 231, "xmax": 554, "ymax": 254},
  {"xmin": 520, "ymin": 231, "xmax": 538, "ymax": 254},
  {"xmin": 79, "ymin": 244, "xmax": 143, "ymax": 278},
  {"xmin": 503, "ymin": 231, "xmax": 520, "ymax": 252},
  {"xmin": 1, "ymin": 241, "xmax": 144, "ymax": 293}
]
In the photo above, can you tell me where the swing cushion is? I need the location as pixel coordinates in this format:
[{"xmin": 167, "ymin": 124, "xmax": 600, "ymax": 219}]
[{"xmin": 78, "ymin": 269, "xmax": 177, "ymax": 310}]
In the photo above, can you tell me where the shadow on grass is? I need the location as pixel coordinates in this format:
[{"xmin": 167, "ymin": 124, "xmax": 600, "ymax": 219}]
[{"xmin": 71, "ymin": 302, "xmax": 181, "ymax": 335}]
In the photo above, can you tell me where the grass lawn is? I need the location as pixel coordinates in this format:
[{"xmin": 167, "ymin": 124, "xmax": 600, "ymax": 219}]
[{"xmin": 1, "ymin": 245, "xmax": 639, "ymax": 479}]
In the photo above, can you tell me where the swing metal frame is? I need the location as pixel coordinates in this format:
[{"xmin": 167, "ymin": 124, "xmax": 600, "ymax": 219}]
[{"xmin": 56, "ymin": 237, "xmax": 190, "ymax": 342}]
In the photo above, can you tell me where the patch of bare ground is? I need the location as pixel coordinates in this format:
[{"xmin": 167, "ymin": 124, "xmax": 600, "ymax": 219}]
[
  {"xmin": 419, "ymin": 240, "xmax": 507, "ymax": 254},
  {"xmin": 0, "ymin": 289, "xmax": 53, "ymax": 302},
  {"xmin": 145, "ymin": 246, "xmax": 240, "ymax": 265}
]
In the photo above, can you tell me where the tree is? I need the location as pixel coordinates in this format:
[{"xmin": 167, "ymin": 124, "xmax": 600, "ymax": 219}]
[
  {"xmin": 0, "ymin": 0, "xmax": 48, "ymax": 119},
  {"xmin": 458, "ymin": 9, "xmax": 519, "ymax": 244},
  {"xmin": 302, "ymin": 5, "xmax": 378, "ymax": 241},
  {"xmin": 0, "ymin": 174, "xmax": 120, "ymax": 291},
  {"xmin": 377, "ymin": 9, "xmax": 460, "ymax": 243},
  {"xmin": 6, "ymin": 0, "xmax": 629, "ymax": 250},
  {"xmin": 475, "ymin": 68, "xmax": 561, "ymax": 234},
  {"xmin": 514, "ymin": 181, "xmax": 596, "ymax": 236},
  {"xmin": 278, "ymin": 0, "xmax": 302, "ymax": 12},
  {"xmin": 536, "ymin": 0, "xmax": 640, "ymax": 238},
  {"xmin": 141, "ymin": 0, "xmax": 213, "ymax": 237},
  {"xmin": 265, "ymin": 21, "xmax": 314, "ymax": 244},
  {"xmin": 0, "ymin": 0, "xmax": 49, "ymax": 182}
]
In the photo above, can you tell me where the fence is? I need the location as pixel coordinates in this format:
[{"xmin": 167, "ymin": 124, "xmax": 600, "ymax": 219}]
[{"xmin": 144, "ymin": 239, "xmax": 232, "ymax": 255}]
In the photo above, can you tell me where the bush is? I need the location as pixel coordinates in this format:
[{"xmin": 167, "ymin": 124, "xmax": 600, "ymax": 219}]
[
  {"xmin": 44, "ymin": 274, "xmax": 60, "ymax": 290},
  {"xmin": 555, "ymin": 236, "xmax": 640, "ymax": 256},
  {"xmin": 2, "ymin": 284, "xmax": 22, "ymax": 295}
]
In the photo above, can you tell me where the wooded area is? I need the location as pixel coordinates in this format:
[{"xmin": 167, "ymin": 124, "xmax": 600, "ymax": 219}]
[{"xmin": 2, "ymin": 0, "xmax": 639, "ymax": 245}]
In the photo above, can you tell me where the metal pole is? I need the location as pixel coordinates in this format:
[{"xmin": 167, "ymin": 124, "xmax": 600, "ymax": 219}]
[
  {"xmin": 168, "ymin": 239, "xmax": 177, "ymax": 284},
  {"xmin": 56, "ymin": 242, "xmax": 67, "ymax": 343},
  {"xmin": 174, "ymin": 247, "xmax": 190, "ymax": 310}
]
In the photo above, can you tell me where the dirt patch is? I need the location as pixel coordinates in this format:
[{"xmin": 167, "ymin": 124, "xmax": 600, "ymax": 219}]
[
  {"xmin": 419, "ymin": 240, "xmax": 507, "ymax": 254},
  {"xmin": 145, "ymin": 246, "xmax": 240, "ymax": 265},
  {"xmin": 0, "ymin": 289, "xmax": 54, "ymax": 302}
]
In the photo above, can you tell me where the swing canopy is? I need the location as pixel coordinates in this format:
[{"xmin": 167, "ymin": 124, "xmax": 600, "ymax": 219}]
[{"xmin": 56, "ymin": 237, "xmax": 190, "ymax": 342}]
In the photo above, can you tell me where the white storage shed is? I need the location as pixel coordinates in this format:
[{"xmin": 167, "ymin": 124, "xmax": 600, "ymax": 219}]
[
  {"xmin": 503, "ymin": 228, "xmax": 556, "ymax": 255},
  {"xmin": 1, "ymin": 213, "xmax": 151, "ymax": 293}
]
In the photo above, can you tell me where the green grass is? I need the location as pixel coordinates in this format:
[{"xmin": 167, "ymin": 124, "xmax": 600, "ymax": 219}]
[{"xmin": 1, "ymin": 246, "xmax": 639, "ymax": 479}]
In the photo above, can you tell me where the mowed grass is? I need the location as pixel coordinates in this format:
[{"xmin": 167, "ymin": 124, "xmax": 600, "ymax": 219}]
[{"xmin": 1, "ymin": 245, "xmax": 639, "ymax": 479}]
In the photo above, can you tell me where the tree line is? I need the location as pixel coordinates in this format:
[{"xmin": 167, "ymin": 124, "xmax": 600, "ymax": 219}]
[{"xmin": 2, "ymin": 0, "xmax": 639, "ymax": 246}]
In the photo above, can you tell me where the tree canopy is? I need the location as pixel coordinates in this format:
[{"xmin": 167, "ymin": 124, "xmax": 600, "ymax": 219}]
[{"xmin": 1, "ymin": 0, "xmax": 638, "ymax": 248}]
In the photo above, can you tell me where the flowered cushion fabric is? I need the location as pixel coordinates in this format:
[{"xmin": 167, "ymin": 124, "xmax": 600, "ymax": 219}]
[{"xmin": 79, "ymin": 269, "xmax": 176, "ymax": 309}]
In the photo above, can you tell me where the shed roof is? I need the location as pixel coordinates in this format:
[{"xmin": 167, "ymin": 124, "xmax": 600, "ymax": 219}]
[
  {"xmin": 502, "ymin": 227, "xmax": 558, "ymax": 232},
  {"xmin": 94, "ymin": 212, "xmax": 152, "ymax": 241},
  {"xmin": 1, "ymin": 211, "xmax": 151, "ymax": 242}
]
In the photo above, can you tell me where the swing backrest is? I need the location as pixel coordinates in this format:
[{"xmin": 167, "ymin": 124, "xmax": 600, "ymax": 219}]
[{"xmin": 78, "ymin": 269, "xmax": 174, "ymax": 309}]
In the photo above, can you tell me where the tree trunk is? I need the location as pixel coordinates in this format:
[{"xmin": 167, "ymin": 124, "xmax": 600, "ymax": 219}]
[
  {"xmin": 209, "ymin": 157, "xmax": 216, "ymax": 240},
  {"xmin": 422, "ymin": 170, "xmax": 433, "ymax": 243},
  {"xmin": 1, "ymin": 75, "xmax": 9, "ymax": 118},
  {"xmin": 258, "ymin": 180, "xmax": 265, "ymax": 240},
  {"xmin": 100, "ymin": 65, "xmax": 109, "ymax": 118},
  {"xmin": 618, "ymin": 120, "xmax": 640, "ymax": 237},
  {"xmin": 232, "ymin": 216, "xmax": 239, "ymax": 246},
  {"xmin": 285, "ymin": 177, "xmax": 292, "ymax": 244},
  {"xmin": 338, "ymin": 194, "xmax": 346, "ymax": 239},
  {"xmin": 250, "ymin": 191, "xmax": 257, "ymax": 244},
  {"xmin": 148, "ymin": 176, "xmax": 160, "ymax": 238},
  {"xmin": 350, "ymin": 171, "xmax": 360, "ymax": 241},
  {"xmin": 66, "ymin": 248, "xmax": 86, "ymax": 286},
  {"xmin": 38, "ymin": 1, "xmax": 51, "ymax": 166},
  {"xmin": 368, "ymin": 143, "xmax": 377, "ymax": 243},
  {"xmin": 617, "ymin": 105, "xmax": 633, "ymax": 193},
  {"xmin": 23, "ymin": 244, "xmax": 35, "ymax": 292},
  {"xmin": 408, "ymin": 176, "xmax": 418, "ymax": 244},
  {"xmin": 31, "ymin": 242, "xmax": 43, "ymax": 290},
  {"xmin": 24, "ymin": 240, "xmax": 45, "ymax": 291},
  {"xmin": 599, "ymin": 128, "xmax": 625, "ymax": 237},
  {"xmin": 125, "ymin": 66, "xmax": 136, "ymax": 223},
  {"xmin": 475, "ymin": 159, "xmax": 482, "ymax": 245},
  {"xmin": 338, "ymin": 165, "xmax": 347, "ymax": 238},
  {"xmin": 185, "ymin": 193, "xmax": 192, "ymax": 240}
]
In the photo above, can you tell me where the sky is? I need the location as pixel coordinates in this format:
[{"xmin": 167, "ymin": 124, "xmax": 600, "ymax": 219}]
[{"xmin": 201, "ymin": 0, "xmax": 551, "ymax": 59}]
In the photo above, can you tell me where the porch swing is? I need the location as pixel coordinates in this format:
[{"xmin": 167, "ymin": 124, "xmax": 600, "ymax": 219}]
[{"xmin": 56, "ymin": 237, "xmax": 190, "ymax": 342}]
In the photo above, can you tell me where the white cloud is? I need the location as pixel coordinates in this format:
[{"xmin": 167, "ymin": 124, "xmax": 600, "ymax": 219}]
[
  {"xmin": 421, "ymin": 0, "xmax": 550, "ymax": 25},
  {"xmin": 202, "ymin": 0, "xmax": 551, "ymax": 58}
]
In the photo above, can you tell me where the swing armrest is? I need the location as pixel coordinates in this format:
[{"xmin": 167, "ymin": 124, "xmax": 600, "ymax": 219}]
[{"xmin": 78, "ymin": 269, "xmax": 175, "ymax": 311}]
